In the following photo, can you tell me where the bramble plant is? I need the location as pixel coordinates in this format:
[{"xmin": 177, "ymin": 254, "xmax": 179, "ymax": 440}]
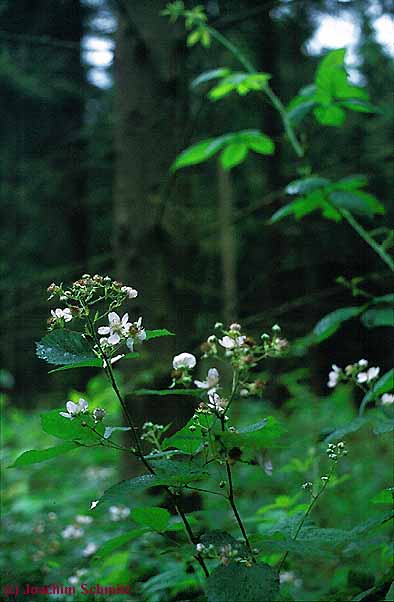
[{"xmin": 9, "ymin": 3, "xmax": 393, "ymax": 601}]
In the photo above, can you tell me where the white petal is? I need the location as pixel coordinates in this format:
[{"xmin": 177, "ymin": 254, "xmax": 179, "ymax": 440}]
[
  {"xmin": 108, "ymin": 312, "xmax": 120, "ymax": 324},
  {"xmin": 98, "ymin": 326, "xmax": 110, "ymax": 335},
  {"xmin": 108, "ymin": 333, "xmax": 121, "ymax": 345},
  {"xmin": 121, "ymin": 313, "xmax": 129, "ymax": 326},
  {"xmin": 59, "ymin": 412, "xmax": 73, "ymax": 419},
  {"xmin": 66, "ymin": 401, "xmax": 79, "ymax": 414},
  {"xmin": 126, "ymin": 338, "xmax": 134, "ymax": 351},
  {"xmin": 357, "ymin": 372, "xmax": 368, "ymax": 383},
  {"xmin": 208, "ymin": 368, "xmax": 219, "ymax": 379},
  {"xmin": 194, "ymin": 380, "xmax": 208, "ymax": 389},
  {"xmin": 55, "ymin": 308, "xmax": 63, "ymax": 318},
  {"xmin": 78, "ymin": 398, "xmax": 88, "ymax": 412},
  {"xmin": 219, "ymin": 336, "xmax": 235, "ymax": 349},
  {"xmin": 137, "ymin": 329, "xmax": 146, "ymax": 342}
]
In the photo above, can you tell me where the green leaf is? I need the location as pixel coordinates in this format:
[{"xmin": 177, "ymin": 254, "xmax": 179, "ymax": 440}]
[
  {"xmin": 163, "ymin": 415, "xmax": 214, "ymax": 454},
  {"xmin": 371, "ymin": 488, "xmax": 394, "ymax": 505},
  {"xmin": 361, "ymin": 307, "xmax": 394, "ymax": 328},
  {"xmin": 373, "ymin": 420, "xmax": 394, "ymax": 435},
  {"xmin": 220, "ymin": 143, "xmax": 248, "ymax": 169},
  {"xmin": 36, "ymin": 329, "xmax": 95, "ymax": 366},
  {"xmin": 131, "ymin": 506, "xmax": 171, "ymax": 531},
  {"xmin": 150, "ymin": 457, "xmax": 209, "ymax": 486},
  {"xmin": 9, "ymin": 442, "xmax": 78, "ymax": 468},
  {"xmin": 191, "ymin": 68, "xmax": 231, "ymax": 89},
  {"xmin": 208, "ymin": 72, "xmax": 270, "ymax": 100},
  {"xmin": 218, "ymin": 417, "xmax": 285, "ymax": 454},
  {"xmin": 171, "ymin": 137, "xmax": 224, "ymax": 171},
  {"xmin": 94, "ymin": 528, "xmax": 148, "ymax": 559},
  {"xmin": 314, "ymin": 104, "xmax": 346, "ymax": 126},
  {"xmin": 96, "ymin": 474, "xmax": 159, "ymax": 511},
  {"xmin": 48, "ymin": 352, "xmax": 140, "ymax": 373},
  {"xmin": 206, "ymin": 562, "xmax": 279, "ymax": 602},
  {"xmin": 285, "ymin": 176, "xmax": 330, "ymax": 195},
  {"xmin": 41, "ymin": 409, "xmax": 104, "ymax": 444},
  {"xmin": 329, "ymin": 190, "xmax": 385, "ymax": 217},
  {"xmin": 146, "ymin": 329, "xmax": 175, "ymax": 340},
  {"xmin": 315, "ymin": 48, "xmax": 347, "ymax": 99},
  {"xmin": 325, "ymin": 417, "xmax": 369, "ymax": 443},
  {"xmin": 335, "ymin": 174, "xmax": 368, "ymax": 190},
  {"xmin": 313, "ymin": 306, "xmax": 363, "ymax": 341},
  {"xmin": 360, "ymin": 369, "xmax": 394, "ymax": 413},
  {"xmin": 339, "ymin": 99, "xmax": 378, "ymax": 113},
  {"xmin": 244, "ymin": 132, "xmax": 275, "ymax": 155}
]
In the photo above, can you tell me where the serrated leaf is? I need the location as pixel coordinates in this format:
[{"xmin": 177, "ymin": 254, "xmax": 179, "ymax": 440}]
[
  {"xmin": 329, "ymin": 190, "xmax": 385, "ymax": 217},
  {"xmin": 361, "ymin": 307, "xmax": 394, "ymax": 328},
  {"xmin": 36, "ymin": 330, "xmax": 95, "ymax": 366},
  {"xmin": 48, "ymin": 352, "xmax": 140, "ymax": 373},
  {"xmin": 94, "ymin": 528, "xmax": 148, "ymax": 559},
  {"xmin": 313, "ymin": 306, "xmax": 363, "ymax": 341},
  {"xmin": 9, "ymin": 442, "xmax": 78, "ymax": 468},
  {"xmin": 150, "ymin": 458, "xmax": 209, "ymax": 486},
  {"xmin": 131, "ymin": 506, "xmax": 171, "ymax": 531},
  {"xmin": 218, "ymin": 416, "xmax": 285, "ymax": 453},
  {"xmin": 220, "ymin": 143, "xmax": 248, "ymax": 169},
  {"xmin": 95, "ymin": 474, "xmax": 159, "ymax": 511},
  {"xmin": 206, "ymin": 562, "xmax": 279, "ymax": 602},
  {"xmin": 162, "ymin": 415, "xmax": 214, "ymax": 454},
  {"xmin": 41, "ymin": 409, "xmax": 104, "ymax": 444}
]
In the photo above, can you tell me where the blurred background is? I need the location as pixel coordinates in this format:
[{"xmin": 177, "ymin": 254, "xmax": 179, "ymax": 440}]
[{"xmin": 0, "ymin": 1, "xmax": 393, "ymax": 599}]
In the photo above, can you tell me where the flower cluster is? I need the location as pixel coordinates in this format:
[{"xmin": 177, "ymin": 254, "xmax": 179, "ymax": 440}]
[
  {"xmin": 108, "ymin": 505, "xmax": 130, "ymax": 521},
  {"xmin": 195, "ymin": 542, "xmax": 251, "ymax": 566},
  {"xmin": 141, "ymin": 422, "xmax": 167, "ymax": 451},
  {"xmin": 327, "ymin": 359, "xmax": 380, "ymax": 389},
  {"xmin": 326, "ymin": 441, "xmax": 348, "ymax": 461},
  {"xmin": 98, "ymin": 312, "xmax": 146, "ymax": 352}
]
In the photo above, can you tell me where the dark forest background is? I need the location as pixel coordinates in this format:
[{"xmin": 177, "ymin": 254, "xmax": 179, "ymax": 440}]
[{"xmin": 1, "ymin": 0, "xmax": 393, "ymax": 410}]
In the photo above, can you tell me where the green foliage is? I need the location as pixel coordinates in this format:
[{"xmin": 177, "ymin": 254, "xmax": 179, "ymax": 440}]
[
  {"xmin": 197, "ymin": 71, "xmax": 271, "ymax": 100},
  {"xmin": 9, "ymin": 442, "xmax": 79, "ymax": 468},
  {"xmin": 218, "ymin": 417, "xmax": 286, "ymax": 454},
  {"xmin": 36, "ymin": 329, "xmax": 95, "ymax": 366},
  {"xmin": 131, "ymin": 506, "xmax": 171, "ymax": 531},
  {"xmin": 288, "ymin": 48, "xmax": 377, "ymax": 128},
  {"xmin": 271, "ymin": 174, "xmax": 385, "ymax": 223},
  {"xmin": 94, "ymin": 528, "xmax": 148, "ymax": 559},
  {"xmin": 360, "ymin": 369, "xmax": 394, "ymax": 413},
  {"xmin": 206, "ymin": 562, "xmax": 279, "ymax": 602},
  {"xmin": 162, "ymin": 415, "xmax": 214, "ymax": 454},
  {"xmin": 171, "ymin": 130, "xmax": 274, "ymax": 171},
  {"xmin": 41, "ymin": 409, "xmax": 104, "ymax": 444}
]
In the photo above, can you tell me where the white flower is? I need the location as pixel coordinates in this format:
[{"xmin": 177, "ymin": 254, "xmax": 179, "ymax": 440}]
[
  {"xmin": 196, "ymin": 543, "xmax": 205, "ymax": 553},
  {"xmin": 51, "ymin": 308, "xmax": 72, "ymax": 322},
  {"xmin": 61, "ymin": 525, "xmax": 84, "ymax": 540},
  {"xmin": 327, "ymin": 365, "xmax": 341, "ymax": 388},
  {"xmin": 121, "ymin": 286, "xmax": 138, "ymax": 299},
  {"xmin": 194, "ymin": 368, "xmax": 219, "ymax": 392},
  {"xmin": 218, "ymin": 335, "xmax": 246, "ymax": 350},
  {"xmin": 82, "ymin": 542, "xmax": 98, "ymax": 557},
  {"xmin": 229, "ymin": 323, "xmax": 241, "ymax": 332},
  {"xmin": 59, "ymin": 398, "xmax": 88, "ymax": 419},
  {"xmin": 358, "ymin": 359, "xmax": 368, "ymax": 367},
  {"xmin": 90, "ymin": 500, "xmax": 99, "ymax": 510},
  {"xmin": 381, "ymin": 393, "xmax": 394, "ymax": 405},
  {"xmin": 109, "ymin": 505, "xmax": 130, "ymax": 521},
  {"xmin": 75, "ymin": 515, "xmax": 93, "ymax": 525},
  {"xmin": 103, "ymin": 354, "xmax": 124, "ymax": 368},
  {"xmin": 98, "ymin": 312, "xmax": 131, "ymax": 345},
  {"xmin": 172, "ymin": 352, "xmax": 197, "ymax": 370},
  {"xmin": 207, "ymin": 392, "xmax": 227, "ymax": 414},
  {"xmin": 357, "ymin": 366, "xmax": 380, "ymax": 384},
  {"xmin": 126, "ymin": 316, "xmax": 146, "ymax": 351},
  {"xmin": 68, "ymin": 576, "xmax": 79, "ymax": 585}
]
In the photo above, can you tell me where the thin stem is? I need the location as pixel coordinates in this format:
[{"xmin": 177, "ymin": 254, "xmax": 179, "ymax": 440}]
[
  {"xmin": 206, "ymin": 26, "xmax": 304, "ymax": 158},
  {"xmin": 277, "ymin": 463, "xmax": 336, "ymax": 571},
  {"xmin": 341, "ymin": 209, "xmax": 394, "ymax": 272},
  {"xmin": 84, "ymin": 312, "xmax": 210, "ymax": 576},
  {"xmin": 185, "ymin": 484, "xmax": 227, "ymax": 498}
]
